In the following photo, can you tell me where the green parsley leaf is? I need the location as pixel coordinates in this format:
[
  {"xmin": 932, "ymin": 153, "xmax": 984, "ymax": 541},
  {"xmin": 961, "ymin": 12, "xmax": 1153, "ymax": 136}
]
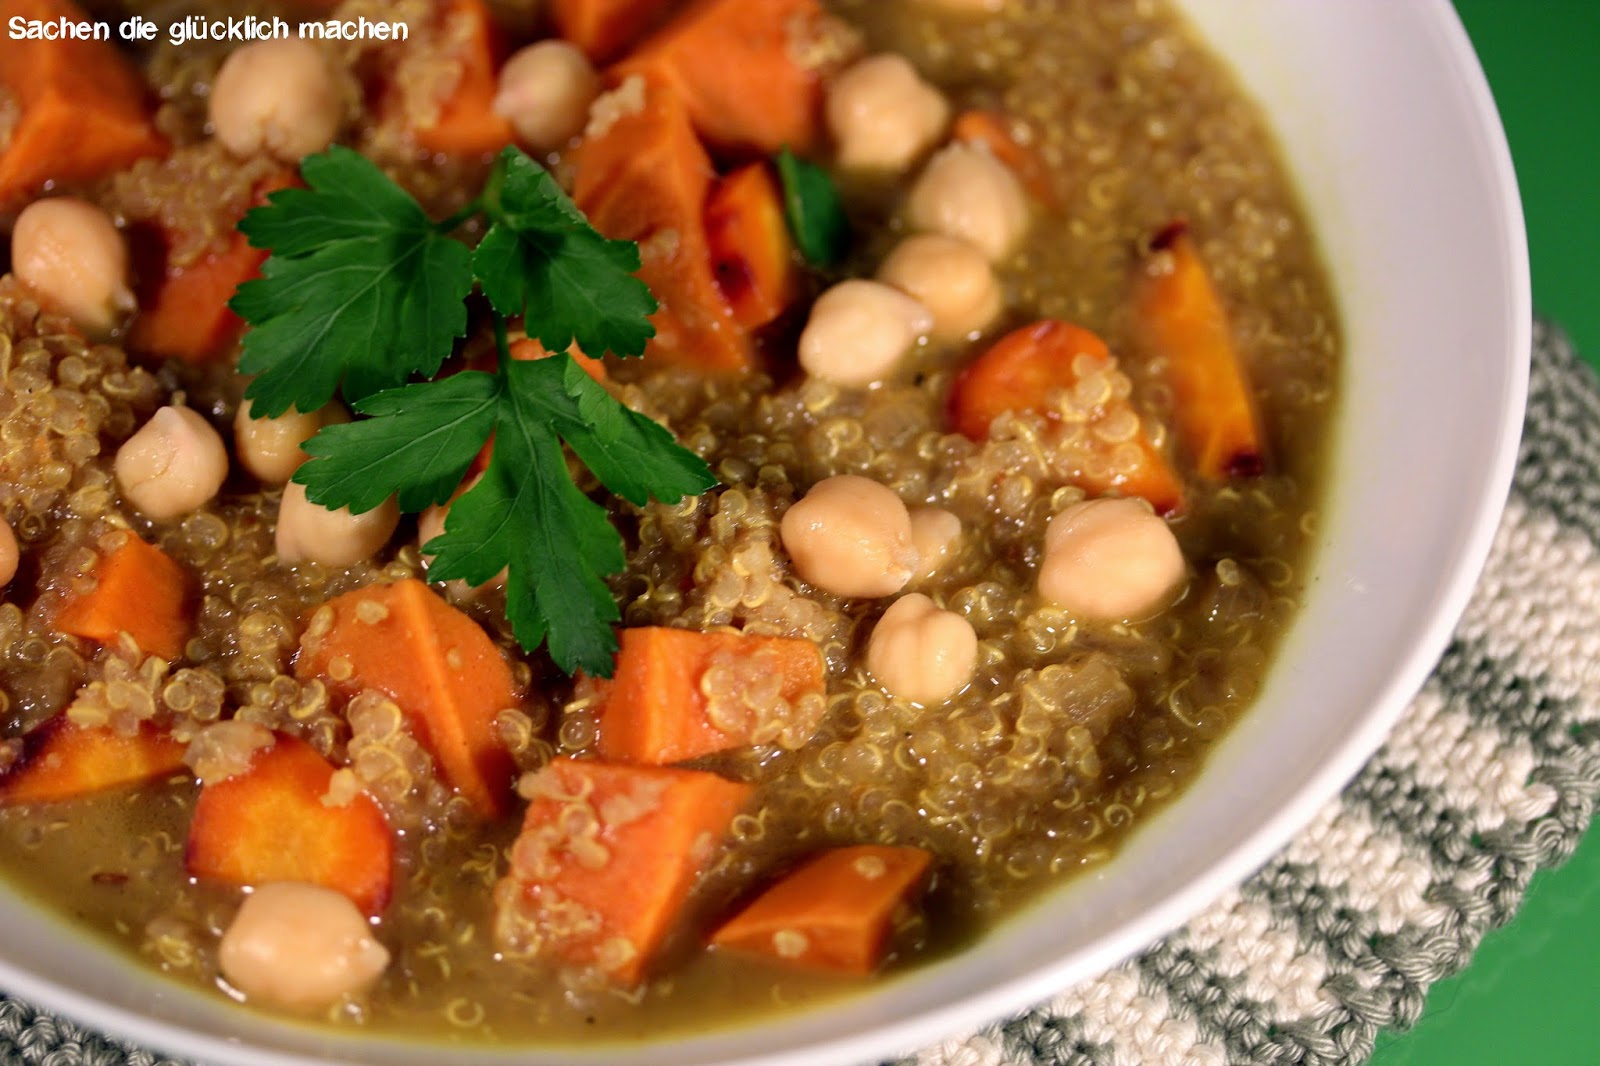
[
  {"xmin": 239, "ymin": 145, "xmax": 718, "ymax": 677},
  {"xmin": 232, "ymin": 146, "xmax": 474, "ymax": 417},
  {"xmin": 425, "ymin": 373, "xmax": 624, "ymax": 676},
  {"xmin": 419, "ymin": 355, "xmax": 714, "ymax": 675},
  {"xmin": 518, "ymin": 356, "xmax": 719, "ymax": 508},
  {"xmin": 294, "ymin": 371, "xmax": 500, "ymax": 514},
  {"xmin": 473, "ymin": 147, "xmax": 658, "ymax": 359},
  {"xmin": 776, "ymin": 146, "xmax": 850, "ymax": 268}
]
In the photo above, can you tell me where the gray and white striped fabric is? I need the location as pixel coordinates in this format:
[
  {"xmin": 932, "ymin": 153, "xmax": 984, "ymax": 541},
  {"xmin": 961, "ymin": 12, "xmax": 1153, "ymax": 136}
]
[{"xmin": 1, "ymin": 319, "xmax": 1593, "ymax": 1065}]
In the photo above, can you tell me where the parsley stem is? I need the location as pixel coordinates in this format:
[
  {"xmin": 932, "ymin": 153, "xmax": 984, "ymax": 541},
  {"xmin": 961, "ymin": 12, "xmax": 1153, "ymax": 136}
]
[
  {"xmin": 478, "ymin": 151, "xmax": 511, "ymax": 227},
  {"xmin": 435, "ymin": 198, "xmax": 485, "ymax": 235},
  {"xmin": 492, "ymin": 312, "xmax": 513, "ymax": 372}
]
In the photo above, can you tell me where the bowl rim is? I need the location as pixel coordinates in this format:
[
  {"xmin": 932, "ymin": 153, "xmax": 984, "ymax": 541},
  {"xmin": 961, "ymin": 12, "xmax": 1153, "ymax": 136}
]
[{"xmin": 0, "ymin": 0, "xmax": 1532, "ymax": 1063}]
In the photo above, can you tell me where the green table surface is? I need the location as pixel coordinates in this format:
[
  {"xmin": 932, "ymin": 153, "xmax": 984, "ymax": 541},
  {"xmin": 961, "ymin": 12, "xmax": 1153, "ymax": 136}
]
[{"xmin": 1368, "ymin": 3, "xmax": 1600, "ymax": 1065}]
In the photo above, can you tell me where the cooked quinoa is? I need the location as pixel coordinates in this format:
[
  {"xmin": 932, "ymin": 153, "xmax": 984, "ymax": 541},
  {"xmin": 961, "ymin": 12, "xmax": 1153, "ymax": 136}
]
[{"xmin": 0, "ymin": 0, "xmax": 1337, "ymax": 1043}]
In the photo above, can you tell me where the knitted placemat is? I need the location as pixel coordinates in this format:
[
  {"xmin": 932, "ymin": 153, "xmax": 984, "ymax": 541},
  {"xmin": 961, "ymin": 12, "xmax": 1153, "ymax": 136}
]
[{"xmin": 0, "ymin": 320, "xmax": 1590, "ymax": 1066}]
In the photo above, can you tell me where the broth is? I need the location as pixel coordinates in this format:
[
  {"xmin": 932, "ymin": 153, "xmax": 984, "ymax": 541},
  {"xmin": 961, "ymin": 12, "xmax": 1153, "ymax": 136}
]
[{"xmin": 0, "ymin": 0, "xmax": 1337, "ymax": 1042}]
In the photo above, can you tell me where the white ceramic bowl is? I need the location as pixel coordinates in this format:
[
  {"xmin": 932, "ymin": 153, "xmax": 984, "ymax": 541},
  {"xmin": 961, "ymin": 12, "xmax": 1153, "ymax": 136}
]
[{"xmin": 0, "ymin": 1, "xmax": 1529, "ymax": 1063}]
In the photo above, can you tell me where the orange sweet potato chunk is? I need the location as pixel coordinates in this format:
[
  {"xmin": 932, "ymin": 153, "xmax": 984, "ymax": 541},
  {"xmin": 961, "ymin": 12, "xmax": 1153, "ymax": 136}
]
[
  {"xmin": 496, "ymin": 757, "xmax": 752, "ymax": 984},
  {"xmin": 572, "ymin": 75, "xmax": 752, "ymax": 371},
  {"xmin": 127, "ymin": 234, "xmax": 266, "ymax": 365},
  {"xmin": 948, "ymin": 319, "xmax": 1185, "ymax": 514},
  {"xmin": 1131, "ymin": 223, "xmax": 1266, "ymax": 481},
  {"xmin": 711, "ymin": 844, "xmax": 932, "ymax": 974},
  {"xmin": 705, "ymin": 162, "xmax": 801, "ymax": 331},
  {"xmin": 412, "ymin": 0, "xmax": 515, "ymax": 157},
  {"xmin": 127, "ymin": 172, "xmax": 297, "ymax": 366},
  {"xmin": 55, "ymin": 533, "xmax": 192, "ymax": 661},
  {"xmin": 0, "ymin": 715, "xmax": 186, "ymax": 805},
  {"xmin": 185, "ymin": 732, "xmax": 393, "ymax": 914},
  {"xmin": 591, "ymin": 627, "xmax": 826, "ymax": 765},
  {"xmin": 550, "ymin": 0, "xmax": 676, "ymax": 63},
  {"xmin": 294, "ymin": 578, "xmax": 520, "ymax": 817},
  {"xmin": 0, "ymin": 0, "xmax": 167, "ymax": 209},
  {"xmin": 612, "ymin": 0, "xmax": 828, "ymax": 155}
]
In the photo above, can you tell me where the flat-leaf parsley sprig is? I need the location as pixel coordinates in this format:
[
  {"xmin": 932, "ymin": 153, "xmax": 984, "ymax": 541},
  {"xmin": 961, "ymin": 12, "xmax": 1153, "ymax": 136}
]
[{"xmin": 230, "ymin": 145, "xmax": 717, "ymax": 677}]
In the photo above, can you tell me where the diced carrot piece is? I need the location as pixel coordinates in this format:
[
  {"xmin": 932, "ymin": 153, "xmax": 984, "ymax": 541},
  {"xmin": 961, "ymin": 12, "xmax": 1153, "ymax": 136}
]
[
  {"xmin": 497, "ymin": 758, "xmax": 752, "ymax": 983},
  {"xmin": 711, "ymin": 845, "xmax": 932, "ymax": 974},
  {"xmin": 550, "ymin": 0, "xmax": 677, "ymax": 63},
  {"xmin": 185, "ymin": 733, "xmax": 392, "ymax": 914},
  {"xmin": 948, "ymin": 319, "xmax": 1185, "ymax": 514},
  {"xmin": 413, "ymin": 0, "xmax": 516, "ymax": 157},
  {"xmin": 952, "ymin": 109, "xmax": 1057, "ymax": 208},
  {"xmin": 55, "ymin": 533, "xmax": 192, "ymax": 662},
  {"xmin": 1132, "ymin": 223, "xmax": 1266, "ymax": 481},
  {"xmin": 0, "ymin": 0, "xmax": 167, "ymax": 210},
  {"xmin": 705, "ymin": 162, "xmax": 801, "ymax": 331},
  {"xmin": 573, "ymin": 76, "xmax": 752, "ymax": 371},
  {"xmin": 293, "ymin": 578, "xmax": 520, "ymax": 817},
  {"xmin": 0, "ymin": 715, "xmax": 186, "ymax": 806},
  {"xmin": 508, "ymin": 336, "xmax": 608, "ymax": 382},
  {"xmin": 612, "ymin": 0, "xmax": 828, "ymax": 155},
  {"xmin": 590, "ymin": 626, "xmax": 826, "ymax": 765}
]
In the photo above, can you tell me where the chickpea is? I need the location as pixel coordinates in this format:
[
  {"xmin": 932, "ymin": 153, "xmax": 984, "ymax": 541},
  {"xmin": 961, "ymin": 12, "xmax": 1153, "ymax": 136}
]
[
  {"xmin": 417, "ymin": 498, "xmax": 448, "ymax": 558},
  {"xmin": 1037, "ymin": 497, "xmax": 1187, "ymax": 622},
  {"xmin": 218, "ymin": 881, "xmax": 389, "ymax": 1012},
  {"xmin": 780, "ymin": 475, "xmax": 918, "ymax": 598},
  {"xmin": 0, "ymin": 516, "xmax": 17, "ymax": 588},
  {"xmin": 826, "ymin": 54, "xmax": 950, "ymax": 171},
  {"xmin": 415, "ymin": 472, "xmax": 481, "ymax": 558},
  {"xmin": 418, "ymin": 475, "xmax": 507, "ymax": 591},
  {"xmin": 867, "ymin": 593, "xmax": 978, "ymax": 705},
  {"xmin": 908, "ymin": 506, "xmax": 961, "ymax": 583},
  {"xmin": 276, "ymin": 481, "xmax": 399, "ymax": 568},
  {"xmin": 493, "ymin": 40, "xmax": 601, "ymax": 154},
  {"xmin": 234, "ymin": 398, "xmax": 348, "ymax": 485},
  {"xmin": 115, "ymin": 406, "xmax": 230, "ymax": 521},
  {"xmin": 876, "ymin": 234, "xmax": 1002, "ymax": 342},
  {"xmin": 798, "ymin": 280, "xmax": 933, "ymax": 388},
  {"xmin": 906, "ymin": 142, "xmax": 1030, "ymax": 262},
  {"xmin": 209, "ymin": 40, "xmax": 342, "ymax": 162},
  {"xmin": 11, "ymin": 198, "xmax": 135, "ymax": 337}
]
